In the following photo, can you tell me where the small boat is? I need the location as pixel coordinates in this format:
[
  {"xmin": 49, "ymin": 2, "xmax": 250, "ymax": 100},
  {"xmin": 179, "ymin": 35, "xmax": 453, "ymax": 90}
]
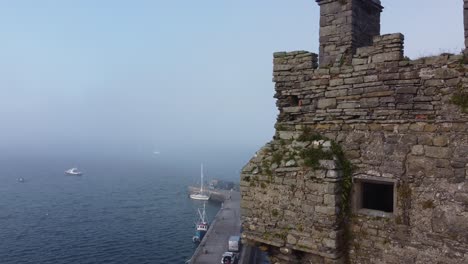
[
  {"xmin": 192, "ymin": 202, "xmax": 209, "ymax": 243},
  {"xmin": 190, "ymin": 164, "xmax": 210, "ymax": 201},
  {"xmin": 65, "ymin": 168, "xmax": 83, "ymax": 176},
  {"xmin": 18, "ymin": 178, "xmax": 25, "ymax": 183}
]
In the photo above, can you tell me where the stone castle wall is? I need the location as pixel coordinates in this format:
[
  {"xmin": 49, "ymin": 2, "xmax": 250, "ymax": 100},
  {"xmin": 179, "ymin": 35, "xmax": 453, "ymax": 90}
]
[{"xmin": 240, "ymin": 1, "xmax": 468, "ymax": 263}]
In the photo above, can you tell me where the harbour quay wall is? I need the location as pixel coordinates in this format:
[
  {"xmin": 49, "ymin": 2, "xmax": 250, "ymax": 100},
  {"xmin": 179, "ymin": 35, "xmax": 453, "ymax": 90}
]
[{"xmin": 189, "ymin": 191, "xmax": 241, "ymax": 264}]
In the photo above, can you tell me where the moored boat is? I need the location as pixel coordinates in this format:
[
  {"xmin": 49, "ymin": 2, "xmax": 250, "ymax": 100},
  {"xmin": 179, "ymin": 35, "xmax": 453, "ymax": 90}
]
[
  {"xmin": 192, "ymin": 202, "xmax": 209, "ymax": 243},
  {"xmin": 65, "ymin": 168, "xmax": 83, "ymax": 176},
  {"xmin": 190, "ymin": 164, "xmax": 210, "ymax": 201}
]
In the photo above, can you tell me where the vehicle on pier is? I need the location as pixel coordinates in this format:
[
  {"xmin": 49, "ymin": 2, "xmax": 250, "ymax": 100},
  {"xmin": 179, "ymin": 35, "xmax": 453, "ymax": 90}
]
[
  {"xmin": 221, "ymin": 251, "xmax": 238, "ymax": 264},
  {"xmin": 228, "ymin": 235, "xmax": 241, "ymax": 252}
]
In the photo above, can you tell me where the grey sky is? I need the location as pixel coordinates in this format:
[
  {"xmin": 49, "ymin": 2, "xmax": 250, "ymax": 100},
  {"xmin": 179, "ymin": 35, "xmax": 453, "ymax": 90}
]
[{"xmin": 0, "ymin": 0, "xmax": 463, "ymax": 161}]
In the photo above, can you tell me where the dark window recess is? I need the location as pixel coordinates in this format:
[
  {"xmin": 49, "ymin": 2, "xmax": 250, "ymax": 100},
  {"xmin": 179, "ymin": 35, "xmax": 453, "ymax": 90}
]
[
  {"xmin": 287, "ymin": 95, "xmax": 299, "ymax": 107},
  {"xmin": 361, "ymin": 182, "xmax": 394, "ymax": 213}
]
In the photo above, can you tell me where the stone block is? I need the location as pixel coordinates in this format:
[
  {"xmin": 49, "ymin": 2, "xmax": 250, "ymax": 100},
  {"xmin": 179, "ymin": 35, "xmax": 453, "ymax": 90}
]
[
  {"xmin": 396, "ymin": 86, "xmax": 419, "ymax": 94},
  {"xmin": 433, "ymin": 136, "xmax": 449, "ymax": 147},
  {"xmin": 359, "ymin": 97, "xmax": 379, "ymax": 108},
  {"xmin": 287, "ymin": 234, "xmax": 298, "ymax": 245},
  {"xmin": 298, "ymin": 237, "xmax": 316, "ymax": 250},
  {"xmin": 344, "ymin": 76, "xmax": 364, "ymax": 85},
  {"xmin": 364, "ymin": 91, "xmax": 394, "ymax": 97},
  {"xmin": 283, "ymin": 106, "xmax": 301, "ymax": 113},
  {"xmin": 319, "ymin": 160, "xmax": 338, "ymax": 169},
  {"xmin": 329, "ymin": 78, "xmax": 344, "ymax": 86},
  {"xmin": 326, "ymin": 170, "xmax": 342, "ymax": 179},
  {"xmin": 315, "ymin": 206, "xmax": 336, "ymax": 215},
  {"xmin": 434, "ymin": 68, "xmax": 460, "ymax": 79},
  {"xmin": 364, "ymin": 75, "xmax": 379, "ymax": 82},
  {"xmin": 352, "ymin": 58, "xmax": 367, "ymax": 65},
  {"xmin": 372, "ymin": 51, "xmax": 402, "ymax": 63},
  {"xmin": 425, "ymin": 146, "xmax": 450, "ymax": 159},
  {"xmin": 417, "ymin": 134, "xmax": 433, "ymax": 145},
  {"xmin": 322, "ymin": 238, "xmax": 337, "ymax": 249},
  {"xmin": 454, "ymin": 192, "xmax": 468, "ymax": 204},
  {"xmin": 274, "ymin": 65, "xmax": 293, "ymax": 71},
  {"xmin": 411, "ymin": 145, "xmax": 425, "ymax": 155},
  {"xmin": 273, "ymin": 52, "xmax": 287, "ymax": 58},
  {"xmin": 325, "ymin": 89, "xmax": 347, "ymax": 97},
  {"xmin": 278, "ymin": 131, "xmax": 296, "ymax": 140},
  {"xmin": 409, "ymin": 122, "xmax": 426, "ymax": 132},
  {"xmin": 337, "ymin": 102, "xmax": 360, "ymax": 109},
  {"xmin": 379, "ymin": 72, "xmax": 400, "ymax": 81},
  {"xmin": 318, "ymin": 98, "xmax": 337, "ymax": 109},
  {"xmin": 413, "ymin": 104, "xmax": 433, "ymax": 110},
  {"xmin": 324, "ymin": 194, "xmax": 338, "ymax": 206}
]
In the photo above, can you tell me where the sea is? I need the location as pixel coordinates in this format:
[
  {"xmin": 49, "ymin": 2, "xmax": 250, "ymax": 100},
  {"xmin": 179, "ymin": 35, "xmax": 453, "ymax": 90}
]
[{"xmin": 0, "ymin": 153, "xmax": 228, "ymax": 264}]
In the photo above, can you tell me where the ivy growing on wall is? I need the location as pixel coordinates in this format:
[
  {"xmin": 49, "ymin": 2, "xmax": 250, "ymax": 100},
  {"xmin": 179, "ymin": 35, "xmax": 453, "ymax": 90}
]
[{"xmin": 297, "ymin": 126, "xmax": 356, "ymax": 260}]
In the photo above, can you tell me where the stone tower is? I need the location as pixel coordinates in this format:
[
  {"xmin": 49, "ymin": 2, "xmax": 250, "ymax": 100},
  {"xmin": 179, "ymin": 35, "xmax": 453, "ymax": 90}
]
[
  {"xmin": 317, "ymin": 0, "xmax": 383, "ymax": 67},
  {"xmin": 240, "ymin": 1, "xmax": 468, "ymax": 263}
]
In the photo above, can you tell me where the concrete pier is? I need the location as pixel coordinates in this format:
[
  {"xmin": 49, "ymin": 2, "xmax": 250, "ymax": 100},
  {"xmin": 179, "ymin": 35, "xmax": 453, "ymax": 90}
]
[{"xmin": 189, "ymin": 190, "xmax": 241, "ymax": 264}]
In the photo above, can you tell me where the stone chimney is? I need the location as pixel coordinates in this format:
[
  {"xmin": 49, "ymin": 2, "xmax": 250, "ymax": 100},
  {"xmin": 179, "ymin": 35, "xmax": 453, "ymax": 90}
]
[{"xmin": 316, "ymin": 0, "xmax": 383, "ymax": 67}]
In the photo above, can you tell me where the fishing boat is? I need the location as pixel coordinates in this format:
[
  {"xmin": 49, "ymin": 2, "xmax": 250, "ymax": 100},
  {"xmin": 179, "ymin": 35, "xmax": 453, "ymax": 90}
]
[
  {"xmin": 65, "ymin": 168, "xmax": 83, "ymax": 176},
  {"xmin": 190, "ymin": 164, "xmax": 210, "ymax": 201},
  {"xmin": 192, "ymin": 202, "xmax": 209, "ymax": 243}
]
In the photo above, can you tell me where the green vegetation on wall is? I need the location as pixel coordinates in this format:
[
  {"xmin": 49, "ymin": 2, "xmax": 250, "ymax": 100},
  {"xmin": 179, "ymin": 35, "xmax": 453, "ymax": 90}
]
[{"xmin": 450, "ymin": 87, "xmax": 468, "ymax": 113}]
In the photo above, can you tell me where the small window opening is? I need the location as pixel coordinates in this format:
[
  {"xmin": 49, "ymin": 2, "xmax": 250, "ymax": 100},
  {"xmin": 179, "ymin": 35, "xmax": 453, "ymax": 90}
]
[
  {"xmin": 287, "ymin": 95, "xmax": 299, "ymax": 107},
  {"xmin": 361, "ymin": 182, "xmax": 394, "ymax": 213}
]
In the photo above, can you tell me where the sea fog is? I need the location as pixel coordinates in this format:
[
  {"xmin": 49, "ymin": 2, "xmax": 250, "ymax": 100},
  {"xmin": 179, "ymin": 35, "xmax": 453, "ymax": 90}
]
[{"xmin": 0, "ymin": 150, "xmax": 249, "ymax": 263}]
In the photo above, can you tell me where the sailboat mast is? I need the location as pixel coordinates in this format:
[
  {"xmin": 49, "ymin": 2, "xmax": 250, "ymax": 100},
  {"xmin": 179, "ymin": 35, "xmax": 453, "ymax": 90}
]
[
  {"xmin": 200, "ymin": 163, "xmax": 204, "ymax": 193},
  {"xmin": 203, "ymin": 202, "xmax": 207, "ymax": 222}
]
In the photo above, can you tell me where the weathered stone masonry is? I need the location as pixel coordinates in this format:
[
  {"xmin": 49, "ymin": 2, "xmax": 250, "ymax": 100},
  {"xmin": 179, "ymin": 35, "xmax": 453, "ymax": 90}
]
[{"xmin": 241, "ymin": 1, "xmax": 468, "ymax": 263}]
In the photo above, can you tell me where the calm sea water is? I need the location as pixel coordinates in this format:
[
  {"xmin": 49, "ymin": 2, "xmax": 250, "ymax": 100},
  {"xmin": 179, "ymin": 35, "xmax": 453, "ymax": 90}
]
[{"xmin": 0, "ymin": 155, "xmax": 221, "ymax": 264}]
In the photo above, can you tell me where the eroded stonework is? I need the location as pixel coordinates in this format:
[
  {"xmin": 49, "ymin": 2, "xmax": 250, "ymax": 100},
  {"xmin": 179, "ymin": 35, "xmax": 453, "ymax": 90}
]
[{"xmin": 240, "ymin": 1, "xmax": 468, "ymax": 263}]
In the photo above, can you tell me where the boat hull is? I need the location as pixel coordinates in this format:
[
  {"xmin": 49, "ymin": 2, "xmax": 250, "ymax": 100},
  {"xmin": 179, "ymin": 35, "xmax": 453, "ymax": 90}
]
[
  {"xmin": 190, "ymin": 194, "xmax": 210, "ymax": 200},
  {"xmin": 193, "ymin": 229, "xmax": 208, "ymax": 243},
  {"xmin": 65, "ymin": 172, "xmax": 83, "ymax": 176}
]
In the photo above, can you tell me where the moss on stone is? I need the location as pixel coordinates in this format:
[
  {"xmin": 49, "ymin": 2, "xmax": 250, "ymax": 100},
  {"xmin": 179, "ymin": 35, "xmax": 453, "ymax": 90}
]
[
  {"xmin": 300, "ymin": 147, "xmax": 333, "ymax": 169},
  {"xmin": 421, "ymin": 199, "xmax": 435, "ymax": 209},
  {"xmin": 450, "ymin": 89, "xmax": 468, "ymax": 113},
  {"xmin": 272, "ymin": 151, "xmax": 284, "ymax": 165},
  {"xmin": 261, "ymin": 160, "xmax": 272, "ymax": 178},
  {"xmin": 272, "ymin": 209, "xmax": 279, "ymax": 217},
  {"xmin": 276, "ymin": 123, "xmax": 286, "ymax": 131},
  {"xmin": 298, "ymin": 126, "xmax": 327, "ymax": 142}
]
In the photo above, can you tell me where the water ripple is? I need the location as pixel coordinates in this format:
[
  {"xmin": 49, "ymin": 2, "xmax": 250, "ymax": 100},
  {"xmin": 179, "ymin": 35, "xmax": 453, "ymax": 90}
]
[{"xmin": 0, "ymin": 160, "xmax": 220, "ymax": 264}]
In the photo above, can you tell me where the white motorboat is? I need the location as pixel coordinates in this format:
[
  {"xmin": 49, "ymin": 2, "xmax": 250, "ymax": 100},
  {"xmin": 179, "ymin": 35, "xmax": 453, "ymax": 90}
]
[
  {"xmin": 190, "ymin": 164, "xmax": 210, "ymax": 201},
  {"xmin": 65, "ymin": 168, "xmax": 83, "ymax": 176}
]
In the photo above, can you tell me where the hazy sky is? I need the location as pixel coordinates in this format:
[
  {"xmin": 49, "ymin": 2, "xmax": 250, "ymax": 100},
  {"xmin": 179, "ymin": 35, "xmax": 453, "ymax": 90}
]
[{"xmin": 0, "ymin": 0, "xmax": 463, "ymax": 161}]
